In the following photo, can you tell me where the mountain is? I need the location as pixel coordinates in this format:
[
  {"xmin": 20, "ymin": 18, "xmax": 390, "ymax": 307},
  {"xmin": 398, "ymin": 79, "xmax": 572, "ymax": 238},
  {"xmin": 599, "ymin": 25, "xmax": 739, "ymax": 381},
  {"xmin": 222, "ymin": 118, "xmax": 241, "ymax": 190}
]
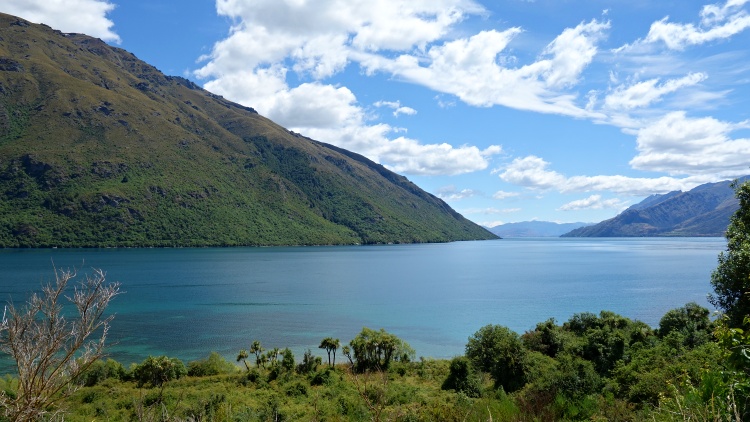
[
  {"xmin": 487, "ymin": 221, "xmax": 591, "ymax": 237},
  {"xmin": 562, "ymin": 179, "xmax": 744, "ymax": 237},
  {"xmin": 0, "ymin": 14, "xmax": 496, "ymax": 247}
]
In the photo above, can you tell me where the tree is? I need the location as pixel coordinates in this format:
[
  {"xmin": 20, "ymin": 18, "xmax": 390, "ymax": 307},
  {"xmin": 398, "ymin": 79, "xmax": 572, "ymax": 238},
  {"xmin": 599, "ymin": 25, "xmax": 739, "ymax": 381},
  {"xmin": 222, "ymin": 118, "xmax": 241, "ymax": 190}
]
[
  {"xmin": 0, "ymin": 267, "xmax": 120, "ymax": 421},
  {"xmin": 319, "ymin": 337, "xmax": 340, "ymax": 367},
  {"xmin": 249, "ymin": 340, "xmax": 264, "ymax": 368},
  {"xmin": 297, "ymin": 349, "xmax": 321, "ymax": 374},
  {"xmin": 132, "ymin": 356, "xmax": 187, "ymax": 387},
  {"xmin": 281, "ymin": 348, "xmax": 295, "ymax": 372},
  {"xmin": 349, "ymin": 327, "xmax": 414, "ymax": 372},
  {"xmin": 237, "ymin": 349, "xmax": 250, "ymax": 371},
  {"xmin": 465, "ymin": 324, "xmax": 527, "ymax": 392},
  {"xmin": 658, "ymin": 302, "xmax": 713, "ymax": 347},
  {"xmin": 441, "ymin": 356, "xmax": 481, "ymax": 398},
  {"xmin": 710, "ymin": 179, "xmax": 750, "ymax": 327}
]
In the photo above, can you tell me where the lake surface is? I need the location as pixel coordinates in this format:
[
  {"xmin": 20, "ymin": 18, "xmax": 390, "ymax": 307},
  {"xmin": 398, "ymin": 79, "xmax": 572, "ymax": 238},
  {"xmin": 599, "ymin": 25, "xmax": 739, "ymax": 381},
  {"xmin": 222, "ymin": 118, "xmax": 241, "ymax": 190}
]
[{"xmin": 0, "ymin": 238, "xmax": 726, "ymax": 368}]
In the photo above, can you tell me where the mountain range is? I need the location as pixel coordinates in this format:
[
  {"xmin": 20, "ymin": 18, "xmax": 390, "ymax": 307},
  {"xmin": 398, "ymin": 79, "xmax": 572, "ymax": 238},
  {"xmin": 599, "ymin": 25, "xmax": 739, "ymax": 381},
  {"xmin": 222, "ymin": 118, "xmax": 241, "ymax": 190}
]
[
  {"xmin": 0, "ymin": 13, "xmax": 496, "ymax": 247},
  {"xmin": 562, "ymin": 179, "xmax": 743, "ymax": 237},
  {"xmin": 487, "ymin": 221, "xmax": 591, "ymax": 237}
]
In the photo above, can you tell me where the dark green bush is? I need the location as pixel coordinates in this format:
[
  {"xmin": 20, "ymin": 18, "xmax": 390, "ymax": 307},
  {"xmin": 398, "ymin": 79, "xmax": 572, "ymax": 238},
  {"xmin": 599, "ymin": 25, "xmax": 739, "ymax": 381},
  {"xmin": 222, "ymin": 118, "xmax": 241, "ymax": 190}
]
[
  {"xmin": 132, "ymin": 356, "xmax": 187, "ymax": 387},
  {"xmin": 466, "ymin": 324, "xmax": 527, "ymax": 392},
  {"xmin": 80, "ymin": 359, "xmax": 126, "ymax": 387},
  {"xmin": 441, "ymin": 356, "xmax": 481, "ymax": 398}
]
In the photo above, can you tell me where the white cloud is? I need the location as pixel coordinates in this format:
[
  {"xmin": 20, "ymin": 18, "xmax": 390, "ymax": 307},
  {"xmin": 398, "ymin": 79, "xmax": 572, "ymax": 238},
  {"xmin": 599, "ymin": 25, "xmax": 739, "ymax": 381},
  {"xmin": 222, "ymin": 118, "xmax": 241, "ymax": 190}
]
[
  {"xmin": 360, "ymin": 20, "xmax": 610, "ymax": 118},
  {"xmin": 3, "ymin": 0, "xmax": 119, "ymax": 42},
  {"xmin": 461, "ymin": 207, "xmax": 521, "ymax": 214},
  {"xmin": 493, "ymin": 190, "xmax": 521, "ymax": 200},
  {"xmin": 374, "ymin": 101, "xmax": 418, "ymax": 117},
  {"xmin": 604, "ymin": 73, "xmax": 707, "ymax": 110},
  {"xmin": 498, "ymin": 155, "xmax": 721, "ymax": 195},
  {"xmin": 557, "ymin": 195, "xmax": 627, "ymax": 211},
  {"xmin": 195, "ymin": 0, "xmax": 503, "ymax": 176},
  {"xmin": 644, "ymin": 0, "xmax": 750, "ymax": 50},
  {"xmin": 630, "ymin": 111, "xmax": 750, "ymax": 175},
  {"xmin": 435, "ymin": 186, "xmax": 480, "ymax": 200}
]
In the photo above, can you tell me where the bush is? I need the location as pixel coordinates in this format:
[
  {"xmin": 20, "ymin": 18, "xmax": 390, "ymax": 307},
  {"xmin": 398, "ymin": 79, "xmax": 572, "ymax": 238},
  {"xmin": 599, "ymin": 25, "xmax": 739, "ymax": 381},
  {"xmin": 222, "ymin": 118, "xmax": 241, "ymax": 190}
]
[
  {"xmin": 442, "ymin": 356, "xmax": 481, "ymax": 398},
  {"xmin": 132, "ymin": 356, "xmax": 187, "ymax": 387},
  {"xmin": 466, "ymin": 324, "xmax": 527, "ymax": 392},
  {"xmin": 348, "ymin": 327, "xmax": 414, "ymax": 372},
  {"xmin": 297, "ymin": 349, "xmax": 321, "ymax": 374},
  {"xmin": 81, "ymin": 359, "xmax": 127, "ymax": 386},
  {"xmin": 187, "ymin": 352, "xmax": 237, "ymax": 377},
  {"xmin": 658, "ymin": 302, "xmax": 713, "ymax": 347}
]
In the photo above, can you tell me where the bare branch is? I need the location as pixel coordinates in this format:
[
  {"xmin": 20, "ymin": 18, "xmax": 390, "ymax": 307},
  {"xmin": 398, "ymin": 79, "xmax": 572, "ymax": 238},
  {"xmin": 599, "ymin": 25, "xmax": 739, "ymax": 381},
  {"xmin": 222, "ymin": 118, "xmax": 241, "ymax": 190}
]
[{"xmin": 0, "ymin": 267, "xmax": 120, "ymax": 421}]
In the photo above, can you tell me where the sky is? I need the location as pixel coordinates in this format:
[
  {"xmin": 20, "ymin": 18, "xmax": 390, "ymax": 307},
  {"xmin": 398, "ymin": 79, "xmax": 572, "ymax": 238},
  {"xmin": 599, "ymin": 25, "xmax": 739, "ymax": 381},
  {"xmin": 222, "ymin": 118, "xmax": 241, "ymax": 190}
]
[{"xmin": 3, "ymin": 0, "xmax": 750, "ymax": 227}]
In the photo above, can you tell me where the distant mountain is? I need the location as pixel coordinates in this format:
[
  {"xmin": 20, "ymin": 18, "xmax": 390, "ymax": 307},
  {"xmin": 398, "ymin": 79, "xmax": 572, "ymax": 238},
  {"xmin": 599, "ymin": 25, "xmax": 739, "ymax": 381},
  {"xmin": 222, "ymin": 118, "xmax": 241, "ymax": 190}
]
[
  {"xmin": 562, "ymin": 179, "xmax": 745, "ymax": 237},
  {"xmin": 0, "ymin": 14, "xmax": 496, "ymax": 247},
  {"xmin": 488, "ymin": 221, "xmax": 591, "ymax": 237}
]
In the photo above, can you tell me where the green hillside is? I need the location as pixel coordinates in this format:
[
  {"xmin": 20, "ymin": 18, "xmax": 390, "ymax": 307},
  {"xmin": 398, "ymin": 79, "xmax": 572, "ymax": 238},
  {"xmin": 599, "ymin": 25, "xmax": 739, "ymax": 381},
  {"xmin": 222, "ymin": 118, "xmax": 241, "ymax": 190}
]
[{"xmin": 0, "ymin": 13, "xmax": 496, "ymax": 247}]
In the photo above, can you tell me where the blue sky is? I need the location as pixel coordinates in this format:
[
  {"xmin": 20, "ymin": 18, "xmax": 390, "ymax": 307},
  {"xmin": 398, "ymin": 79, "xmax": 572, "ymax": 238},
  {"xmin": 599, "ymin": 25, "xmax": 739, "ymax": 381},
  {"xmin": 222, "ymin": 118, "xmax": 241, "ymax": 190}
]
[{"xmin": 4, "ymin": 0, "xmax": 750, "ymax": 226}]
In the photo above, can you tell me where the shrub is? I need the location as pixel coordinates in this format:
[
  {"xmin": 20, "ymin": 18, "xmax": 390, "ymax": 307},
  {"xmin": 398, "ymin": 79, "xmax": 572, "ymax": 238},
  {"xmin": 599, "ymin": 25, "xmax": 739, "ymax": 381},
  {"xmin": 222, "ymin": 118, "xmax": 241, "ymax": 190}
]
[
  {"xmin": 187, "ymin": 352, "xmax": 237, "ymax": 377},
  {"xmin": 132, "ymin": 356, "xmax": 187, "ymax": 387},
  {"xmin": 297, "ymin": 348, "xmax": 321, "ymax": 374},
  {"xmin": 466, "ymin": 324, "xmax": 527, "ymax": 392},
  {"xmin": 348, "ymin": 327, "xmax": 414, "ymax": 372},
  {"xmin": 81, "ymin": 359, "xmax": 127, "ymax": 387},
  {"xmin": 442, "ymin": 356, "xmax": 481, "ymax": 398}
]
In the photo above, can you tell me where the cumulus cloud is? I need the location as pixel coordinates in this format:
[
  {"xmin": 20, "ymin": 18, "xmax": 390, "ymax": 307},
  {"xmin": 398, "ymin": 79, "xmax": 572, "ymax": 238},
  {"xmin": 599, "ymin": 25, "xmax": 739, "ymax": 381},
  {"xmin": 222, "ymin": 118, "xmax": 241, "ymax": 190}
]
[
  {"xmin": 644, "ymin": 0, "xmax": 750, "ymax": 50},
  {"xmin": 557, "ymin": 195, "xmax": 628, "ymax": 211},
  {"xmin": 196, "ymin": 0, "xmax": 505, "ymax": 176},
  {"xmin": 3, "ymin": 0, "xmax": 119, "ymax": 42},
  {"xmin": 498, "ymin": 155, "xmax": 720, "ymax": 195},
  {"xmin": 360, "ymin": 20, "xmax": 610, "ymax": 117},
  {"xmin": 630, "ymin": 111, "xmax": 750, "ymax": 176}
]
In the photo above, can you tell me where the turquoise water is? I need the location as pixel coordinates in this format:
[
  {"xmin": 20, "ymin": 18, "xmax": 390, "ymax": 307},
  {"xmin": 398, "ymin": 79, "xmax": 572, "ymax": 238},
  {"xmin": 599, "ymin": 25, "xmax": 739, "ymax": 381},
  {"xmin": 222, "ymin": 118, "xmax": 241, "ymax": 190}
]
[{"xmin": 0, "ymin": 238, "xmax": 725, "ymax": 367}]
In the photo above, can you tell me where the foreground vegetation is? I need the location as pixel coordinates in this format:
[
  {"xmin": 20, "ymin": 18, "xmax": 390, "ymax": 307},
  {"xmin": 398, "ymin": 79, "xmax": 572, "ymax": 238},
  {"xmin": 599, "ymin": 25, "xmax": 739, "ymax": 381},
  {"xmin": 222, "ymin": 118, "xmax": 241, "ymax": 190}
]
[{"xmin": 0, "ymin": 304, "xmax": 744, "ymax": 421}]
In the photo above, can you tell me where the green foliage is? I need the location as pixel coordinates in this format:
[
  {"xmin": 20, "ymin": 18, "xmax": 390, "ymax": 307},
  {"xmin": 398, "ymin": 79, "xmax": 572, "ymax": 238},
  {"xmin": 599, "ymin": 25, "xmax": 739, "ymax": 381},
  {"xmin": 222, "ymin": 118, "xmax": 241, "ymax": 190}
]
[
  {"xmin": 348, "ymin": 327, "xmax": 415, "ymax": 372},
  {"xmin": 710, "ymin": 179, "xmax": 750, "ymax": 327},
  {"xmin": 280, "ymin": 348, "xmax": 295, "ymax": 373},
  {"xmin": 522, "ymin": 318, "xmax": 570, "ymax": 358},
  {"xmin": 131, "ymin": 356, "xmax": 187, "ymax": 387},
  {"xmin": 296, "ymin": 349, "xmax": 321, "ymax": 374},
  {"xmin": 80, "ymin": 359, "xmax": 126, "ymax": 387},
  {"xmin": 465, "ymin": 324, "xmax": 527, "ymax": 392},
  {"xmin": 187, "ymin": 352, "xmax": 237, "ymax": 377},
  {"xmin": 441, "ymin": 356, "xmax": 482, "ymax": 398},
  {"xmin": 658, "ymin": 302, "xmax": 713, "ymax": 347}
]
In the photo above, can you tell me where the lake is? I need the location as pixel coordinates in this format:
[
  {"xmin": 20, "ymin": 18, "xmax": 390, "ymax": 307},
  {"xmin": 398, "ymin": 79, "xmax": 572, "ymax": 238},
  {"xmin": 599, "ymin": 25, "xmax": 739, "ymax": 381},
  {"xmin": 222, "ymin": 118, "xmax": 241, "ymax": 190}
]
[{"xmin": 0, "ymin": 237, "xmax": 726, "ymax": 368}]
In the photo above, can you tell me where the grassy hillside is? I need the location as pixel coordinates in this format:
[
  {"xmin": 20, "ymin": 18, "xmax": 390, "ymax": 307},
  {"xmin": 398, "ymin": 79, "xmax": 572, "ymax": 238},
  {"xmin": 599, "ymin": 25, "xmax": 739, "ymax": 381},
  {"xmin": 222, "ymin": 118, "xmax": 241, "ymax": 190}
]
[{"xmin": 0, "ymin": 13, "xmax": 495, "ymax": 247}]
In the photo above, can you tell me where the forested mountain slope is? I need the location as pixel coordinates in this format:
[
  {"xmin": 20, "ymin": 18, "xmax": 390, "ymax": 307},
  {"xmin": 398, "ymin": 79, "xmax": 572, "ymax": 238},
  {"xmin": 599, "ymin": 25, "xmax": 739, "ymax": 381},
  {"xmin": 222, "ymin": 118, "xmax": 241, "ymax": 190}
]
[{"xmin": 0, "ymin": 13, "xmax": 495, "ymax": 247}]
